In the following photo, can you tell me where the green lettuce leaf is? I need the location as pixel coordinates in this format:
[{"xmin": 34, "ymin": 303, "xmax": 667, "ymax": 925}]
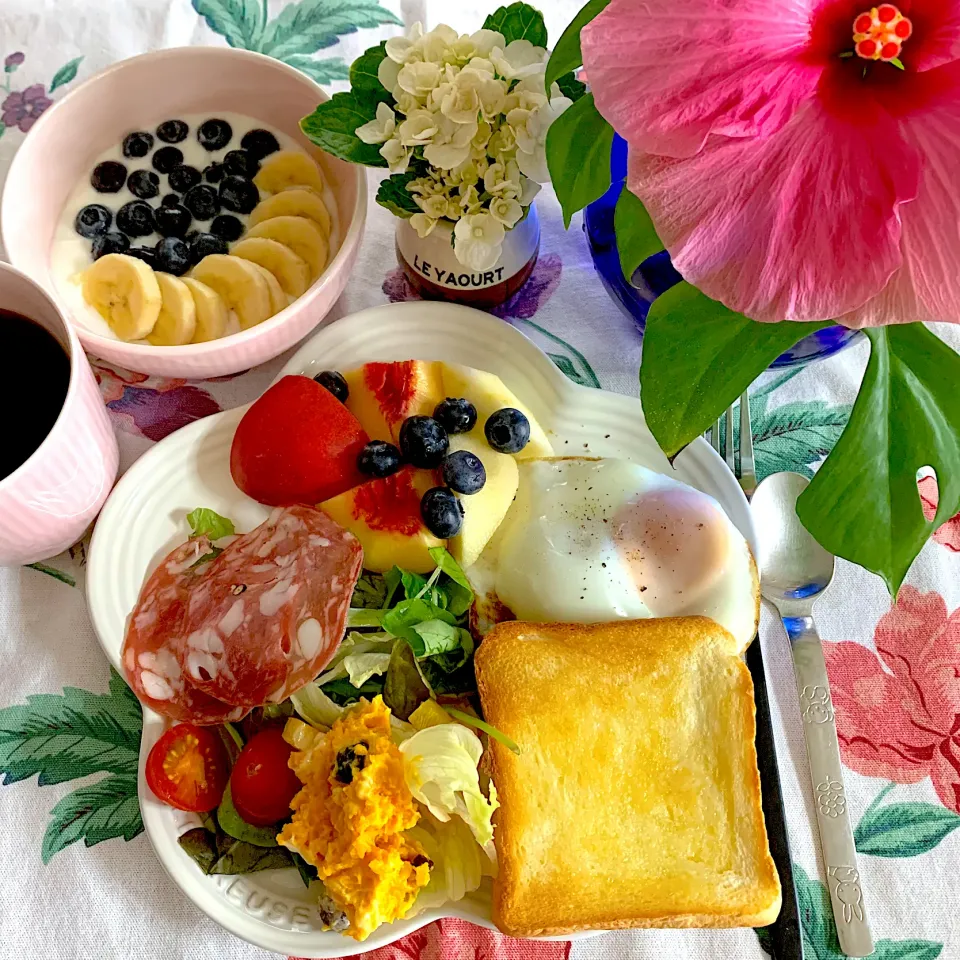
[
  {"xmin": 186, "ymin": 507, "xmax": 235, "ymax": 540},
  {"xmin": 381, "ymin": 598, "xmax": 457, "ymax": 650}
]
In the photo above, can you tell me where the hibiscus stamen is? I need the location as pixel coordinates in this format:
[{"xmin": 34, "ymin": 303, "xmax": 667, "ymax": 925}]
[{"xmin": 853, "ymin": 4, "xmax": 912, "ymax": 62}]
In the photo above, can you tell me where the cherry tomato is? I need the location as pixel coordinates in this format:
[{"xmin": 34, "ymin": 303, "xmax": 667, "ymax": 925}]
[
  {"xmin": 145, "ymin": 723, "xmax": 230, "ymax": 812},
  {"xmin": 230, "ymin": 728, "xmax": 302, "ymax": 826}
]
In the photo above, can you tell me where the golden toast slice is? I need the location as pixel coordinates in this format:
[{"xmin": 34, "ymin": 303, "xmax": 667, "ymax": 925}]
[{"xmin": 474, "ymin": 617, "xmax": 781, "ymax": 937}]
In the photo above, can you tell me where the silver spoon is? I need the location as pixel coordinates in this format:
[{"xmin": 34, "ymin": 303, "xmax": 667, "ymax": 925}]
[{"xmin": 752, "ymin": 472, "xmax": 874, "ymax": 958}]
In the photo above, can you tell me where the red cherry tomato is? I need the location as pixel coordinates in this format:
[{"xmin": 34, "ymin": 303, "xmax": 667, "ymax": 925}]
[
  {"xmin": 145, "ymin": 723, "xmax": 230, "ymax": 812},
  {"xmin": 230, "ymin": 375, "xmax": 369, "ymax": 506},
  {"xmin": 230, "ymin": 728, "xmax": 302, "ymax": 826}
]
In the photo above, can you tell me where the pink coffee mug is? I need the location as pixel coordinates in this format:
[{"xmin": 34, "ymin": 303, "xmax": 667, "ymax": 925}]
[{"xmin": 0, "ymin": 261, "xmax": 118, "ymax": 565}]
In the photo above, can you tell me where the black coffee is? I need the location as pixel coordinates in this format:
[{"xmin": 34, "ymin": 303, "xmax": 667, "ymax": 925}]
[{"xmin": 0, "ymin": 310, "xmax": 71, "ymax": 481}]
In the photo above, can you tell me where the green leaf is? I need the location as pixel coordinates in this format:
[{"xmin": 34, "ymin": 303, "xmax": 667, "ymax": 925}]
[
  {"xmin": 209, "ymin": 835, "xmax": 294, "ymax": 874},
  {"xmin": 545, "ymin": 93, "xmax": 614, "ymax": 228},
  {"xmin": 41, "ymin": 775, "xmax": 141, "ymax": 862},
  {"xmin": 351, "ymin": 570, "xmax": 389, "ymax": 609},
  {"xmin": 427, "ymin": 547, "xmax": 473, "ymax": 616},
  {"xmin": 349, "ymin": 42, "xmax": 391, "ymax": 102},
  {"xmin": 258, "ymin": 0, "xmax": 401, "ymax": 59},
  {"xmin": 321, "ymin": 676, "xmax": 384, "ymax": 705},
  {"xmin": 554, "ymin": 71, "xmax": 587, "ymax": 102},
  {"xmin": 614, "ymin": 187, "xmax": 662, "ymax": 281},
  {"xmin": 192, "ymin": 0, "xmax": 267, "ymax": 50},
  {"xmin": 292, "ymin": 850, "xmax": 318, "ymax": 887},
  {"xmin": 348, "ymin": 607, "xmax": 387, "ymax": 628},
  {"xmin": 281, "ymin": 54, "xmax": 350, "ymax": 83},
  {"xmin": 410, "ymin": 619, "xmax": 466, "ymax": 658},
  {"xmin": 376, "ymin": 172, "xmax": 421, "ymax": 219},
  {"xmin": 382, "ymin": 638, "xmax": 430, "ymax": 720},
  {"xmin": 49, "ymin": 56, "xmax": 83, "ymax": 92},
  {"xmin": 300, "ymin": 91, "xmax": 387, "ymax": 166},
  {"xmin": 483, "ymin": 3, "xmax": 548, "ymax": 46},
  {"xmin": 178, "ymin": 827, "xmax": 220, "ymax": 873},
  {"xmin": 639, "ymin": 282, "xmax": 830, "ymax": 457},
  {"xmin": 216, "ymin": 782, "xmax": 280, "ymax": 847},
  {"xmin": 382, "ymin": 599, "xmax": 457, "ymax": 653},
  {"xmin": 445, "ymin": 708, "xmax": 520, "ymax": 754},
  {"xmin": 544, "ymin": 0, "xmax": 610, "ymax": 90},
  {"xmin": 797, "ymin": 325, "xmax": 960, "ymax": 594},
  {"xmin": 0, "ymin": 671, "xmax": 141, "ymax": 786},
  {"xmin": 186, "ymin": 506, "xmax": 235, "ymax": 540},
  {"xmin": 854, "ymin": 800, "xmax": 960, "ymax": 857}
]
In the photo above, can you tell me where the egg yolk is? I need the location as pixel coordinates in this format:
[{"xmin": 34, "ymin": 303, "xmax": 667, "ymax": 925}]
[{"xmin": 612, "ymin": 488, "xmax": 731, "ymax": 612}]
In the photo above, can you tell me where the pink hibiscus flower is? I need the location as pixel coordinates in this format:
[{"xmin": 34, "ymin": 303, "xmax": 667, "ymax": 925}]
[
  {"xmin": 918, "ymin": 475, "xmax": 960, "ymax": 550},
  {"xmin": 290, "ymin": 918, "xmax": 570, "ymax": 960},
  {"xmin": 582, "ymin": 0, "xmax": 960, "ymax": 327},
  {"xmin": 823, "ymin": 586, "xmax": 960, "ymax": 812}
]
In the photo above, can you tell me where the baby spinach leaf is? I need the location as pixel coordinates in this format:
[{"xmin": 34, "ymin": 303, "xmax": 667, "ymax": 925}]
[
  {"xmin": 382, "ymin": 599, "xmax": 457, "ymax": 649},
  {"xmin": 400, "ymin": 569, "xmax": 429, "ymax": 599},
  {"xmin": 178, "ymin": 827, "xmax": 219, "ymax": 874},
  {"xmin": 186, "ymin": 507, "xmax": 235, "ymax": 540},
  {"xmin": 292, "ymin": 851, "xmax": 318, "ymax": 888},
  {"xmin": 217, "ymin": 782, "xmax": 280, "ymax": 847},
  {"xmin": 322, "ymin": 677, "xmax": 384, "ymax": 705},
  {"xmin": 383, "ymin": 639, "xmax": 431, "ymax": 720},
  {"xmin": 409, "ymin": 619, "xmax": 464, "ymax": 658},
  {"xmin": 351, "ymin": 571, "xmax": 389, "ymax": 609},
  {"xmin": 428, "ymin": 547, "xmax": 474, "ymax": 615},
  {"xmin": 209, "ymin": 836, "xmax": 294, "ymax": 875},
  {"xmin": 483, "ymin": 3, "xmax": 548, "ymax": 46}
]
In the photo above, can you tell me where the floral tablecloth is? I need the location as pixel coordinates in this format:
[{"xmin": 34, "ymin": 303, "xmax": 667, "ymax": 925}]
[{"xmin": 1, "ymin": 3, "xmax": 959, "ymax": 959}]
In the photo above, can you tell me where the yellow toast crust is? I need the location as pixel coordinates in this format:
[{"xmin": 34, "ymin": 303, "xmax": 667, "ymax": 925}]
[{"xmin": 474, "ymin": 617, "xmax": 781, "ymax": 937}]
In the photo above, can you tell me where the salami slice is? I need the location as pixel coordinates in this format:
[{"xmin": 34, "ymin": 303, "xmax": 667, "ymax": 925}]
[
  {"xmin": 122, "ymin": 537, "xmax": 247, "ymax": 724},
  {"xmin": 177, "ymin": 504, "xmax": 362, "ymax": 707}
]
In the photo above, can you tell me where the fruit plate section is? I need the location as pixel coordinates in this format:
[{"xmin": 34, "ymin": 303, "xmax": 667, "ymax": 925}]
[{"xmin": 85, "ymin": 301, "xmax": 754, "ymax": 958}]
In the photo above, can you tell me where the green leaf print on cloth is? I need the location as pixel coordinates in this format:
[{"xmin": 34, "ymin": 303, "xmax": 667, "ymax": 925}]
[
  {"xmin": 854, "ymin": 783, "xmax": 960, "ymax": 858},
  {"xmin": 0, "ymin": 670, "xmax": 144, "ymax": 862},
  {"xmin": 757, "ymin": 864, "xmax": 942, "ymax": 959},
  {"xmin": 193, "ymin": 0, "xmax": 401, "ymax": 82}
]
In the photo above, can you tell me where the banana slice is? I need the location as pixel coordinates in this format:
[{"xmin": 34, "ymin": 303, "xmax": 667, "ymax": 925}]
[
  {"xmin": 253, "ymin": 150, "xmax": 326, "ymax": 196},
  {"xmin": 243, "ymin": 216, "xmax": 328, "ymax": 280},
  {"xmin": 82, "ymin": 253, "xmax": 162, "ymax": 341},
  {"xmin": 248, "ymin": 261, "xmax": 287, "ymax": 316},
  {"xmin": 181, "ymin": 277, "xmax": 229, "ymax": 343},
  {"xmin": 230, "ymin": 237, "xmax": 310, "ymax": 299},
  {"xmin": 147, "ymin": 273, "xmax": 197, "ymax": 346},
  {"xmin": 191, "ymin": 254, "xmax": 273, "ymax": 330},
  {"xmin": 247, "ymin": 187, "xmax": 331, "ymax": 238}
]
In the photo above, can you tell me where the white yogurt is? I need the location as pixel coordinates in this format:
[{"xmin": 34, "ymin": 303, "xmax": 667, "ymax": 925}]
[{"xmin": 50, "ymin": 111, "xmax": 341, "ymax": 343}]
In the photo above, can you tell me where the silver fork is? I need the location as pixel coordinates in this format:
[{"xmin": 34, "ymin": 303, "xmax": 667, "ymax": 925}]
[
  {"xmin": 709, "ymin": 390, "xmax": 757, "ymax": 498},
  {"xmin": 706, "ymin": 389, "xmax": 803, "ymax": 960}
]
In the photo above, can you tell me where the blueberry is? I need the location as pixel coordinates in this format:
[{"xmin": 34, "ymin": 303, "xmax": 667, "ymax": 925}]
[
  {"xmin": 127, "ymin": 169, "xmax": 160, "ymax": 200},
  {"xmin": 197, "ymin": 118, "xmax": 233, "ymax": 151},
  {"xmin": 74, "ymin": 204, "xmax": 112, "ymax": 239},
  {"xmin": 357, "ymin": 440, "xmax": 403, "ymax": 479},
  {"xmin": 399, "ymin": 416, "xmax": 449, "ymax": 469},
  {"xmin": 168, "ymin": 165, "xmax": 201, "ymax": 193},
  {"xmin": 313, "ymin": 370, "xmax": 348, "ymax": 402},
  {"xmin": 433, "ymin": 398, "xmax": 477, "ymax": 435},
  {"xmin": 210, "ymin": 214, "xmax": 244, "ymax": 241},
  {"xmin": 126, "ymin": 246, "xmax": 158, "ymax": 269},
  {"xmin": 161, "ymin": 193, "xmax": 181, "ymax": 207},
  {"xmin": 188, "ymin": 232, "xmax": 228, "ymax": 265},
  {"xmin": 203, "ymin": 163, "xmax": 225, "ymax": 184},
  {"xmin": 154, "ymin": 203, "xmax": 192, "ymax": 238},
  {"xmin": 152, "ymin": 146, "xmax": 183, "ymax": 174},
  {"xmin": 156, "ymin": 119, "xmax": 188, "ymax": 143},
  {"xmin": 182, "ymin": 183, "xmax": 220, "ymax": 221},
  {"xmin": 154, "ymin": 236, "xmax": 191, "ymax": 276},
  {"xmin": 420, "ymin": 487, "xmax": 464, "ymax": 538},
  {"xmin": 223, "ymin": 149, "xmax": 260, "ymax": 179},
  {"xmin": 122, "ymin": 131, "xmax": 154, "ymax": 159},
  {"xmin": 115, "ymin": 200, "xmax": 156, "ymax": 238},
  {"xmin": 91, "ymin": 160, "xmax": 127, "ymax": 193},
  {"xmin": 441, "ymin": 450, "xmax": 486, "ymax": 495},
  {"xmin": 91, "ymin": 231, "xmax": 129, "ymax": 259},
  {"xmin": 219, "ymin": 175, "xmax": 259, "ymax": 214},
  {"xmin": 484, "ymin": 408, "xmax": 531, "ymax": 454},
  {"xmin": 241, "ymin": 128, "xmax": 280, "ymax": 159}
]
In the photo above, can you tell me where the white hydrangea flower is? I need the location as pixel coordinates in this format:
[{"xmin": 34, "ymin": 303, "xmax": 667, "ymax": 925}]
[
  {"xmin": 420, "ymin": 24, "xmax": 459, "ymax": 63},
  {"xmin": 454, "ymin": 213, "xmax": 505, "ymax": 271},
  {"xmin": 482, "ymin": 159, "xmax": 519, "ymax": 197},
  {"xmin": 450, "ymin": 158, "xmax": 480, "ymax": 186},
  {"xmin": 398, "ymin": 108, "xmax": 439, "ymax": 146},
  {"xmin": 418, "ymin": 193, "xmax": 450, "ymax": 219},
  {"xmin": 464, "ymin": 56, "xmax": 496, "ymax": 76},
  {"xmin": 385, "ymin": 22, "xmax": 424, "ymax": 63},
  {"xmin": 469, "ymin": 29, "xmax": 506, "ymax": 58},
  {"xmin": 379, "ymin": 136, "xmax": 411, "ymax": 174},
  {"xmin": 397, "ymin": 60, "xmax": 442, "ymax": 99},
  {"xmin": 445, "ymin": 197, "xmax": 463, "ymax": 220},
  {"xmin": 519, "ymin": 176, "xmax": 541, "ymax": 205},
  {"xmin": 490, "ymin": 40, "xmax": 548, "ymax": 81},
  {"xmin": 438, "ymin": 74, "xmax": 481, "ymax": 125},
  {"xmin": 459, "ymin": 183, "xmax": 483, "ymax": 215},
  {"xmin": 355, "ymin": 102, "xmax": 396, "ymax": 145},
  {"xmin": 471, "ymin": 120, "xmax": 491, "ymax": 154},
  {"xmin": 424, "ymin": 115, "xmax": 477, "ymax": 169},
  {"xmin": 489, "ymin": 196, "xmax": 523, "ymax": 228},
  {"xmin": 410, "ymin": 212, "xmax": 438, "ymax": 237},
  {"xmin": 377, "ymin": 56, "xmax": 401, "ymax": 94},
  {"xmin": 394, "ymin": 92, "xmax": 420, "ymax": 116},
  {"xmin": 509, "ymin": 96, "xmax": 572, "ymax": 182}
]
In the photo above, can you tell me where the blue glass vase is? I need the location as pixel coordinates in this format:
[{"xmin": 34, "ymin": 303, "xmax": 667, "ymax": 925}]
[{"xmin": 583, "ymin": 135, "xmax": 860, "ymax": 367}]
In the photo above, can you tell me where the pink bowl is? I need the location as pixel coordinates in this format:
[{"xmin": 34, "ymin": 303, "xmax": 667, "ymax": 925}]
[{"xmin": 1, "ymin": 47, "xmax": 366, "ymax": 379}]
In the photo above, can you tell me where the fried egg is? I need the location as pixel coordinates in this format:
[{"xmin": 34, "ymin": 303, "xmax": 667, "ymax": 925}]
[{"xmin": 470, "ymin": 458, "xmax": 759, "ymax": 652}]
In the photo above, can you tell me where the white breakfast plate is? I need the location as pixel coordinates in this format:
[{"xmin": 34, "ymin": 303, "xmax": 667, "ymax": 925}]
[{"xmin": 86, "ymin": 301, "xmax": 755, "ymax": 957}]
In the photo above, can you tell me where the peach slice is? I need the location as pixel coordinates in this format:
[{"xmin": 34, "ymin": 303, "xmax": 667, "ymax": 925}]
[
  {"xmin": 343, "ymin": 360, "xmax": 445, "ymax": 443},
  {"xmin": 319, "ymin": 465, "xmax": 443, "ymax": 573}
]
